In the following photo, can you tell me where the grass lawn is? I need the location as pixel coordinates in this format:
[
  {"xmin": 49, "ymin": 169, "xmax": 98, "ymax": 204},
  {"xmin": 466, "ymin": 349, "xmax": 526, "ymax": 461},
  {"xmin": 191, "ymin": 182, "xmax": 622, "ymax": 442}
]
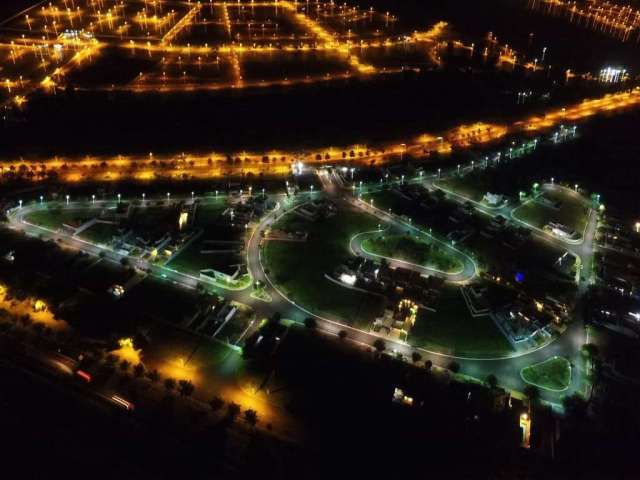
[
  {"xmin": 193, "ymin": 198, "xmax": 229, "ymax": 227},
  {"xmin": 80, "ymin": 222, "xmax": 119, "ymax": 245},
  {"xmin": 438, "ymin": 175, "xmax": 493, "ymax": 203},
  {"xmin": 521, "ymin": 356, "xmax": 572, "ymax": 391},
  {"xmin": 362, "ymin": 234, "xmax": 463, "ymax": 273},
  {"xmin": 361, "ymin": 189, "xmax": 410, "ymax": 214},
  {"xmin": 25, "ymin": 208, "xmax": 96, "ymax": 231},
  {"xmin": 168, "ymin": 237, "xmax": 242, "ymax": 276},
  {"xmin": 264, "ymin": 207, "xmax": 385, "ymax": 329},
  {"xmin": 409, "ymin": 285, "xmax": 512, "ymax": 357},
  {"xmin": 512, "ymin": 187, "xmax": 590, "ymax": 237}
]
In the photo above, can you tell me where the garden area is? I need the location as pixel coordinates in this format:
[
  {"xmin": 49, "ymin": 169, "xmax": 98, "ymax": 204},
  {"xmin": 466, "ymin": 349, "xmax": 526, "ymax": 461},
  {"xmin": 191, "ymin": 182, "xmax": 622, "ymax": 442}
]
[
  {"xmin": 362, "ymin": 234, "xmax": 463, "ymax": 273},
  {"xmin": 520, "ymin": 356, "xmax": 572, "ymax": 392}
]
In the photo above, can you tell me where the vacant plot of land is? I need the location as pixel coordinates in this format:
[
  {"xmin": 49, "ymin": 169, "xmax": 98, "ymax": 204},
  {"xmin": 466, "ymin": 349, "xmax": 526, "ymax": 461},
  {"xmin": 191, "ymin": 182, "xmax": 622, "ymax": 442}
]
[
  {"xmin": 80, "ymin": 222, "xmax": 120, "ymax": 245},
  {"xmin": 438, "ymin": 175, "xmax": 495, "ymax": 203},
  {"xmin": 264, "ymin": 208, "xmax": 384, "ymax": 329},
  {"xmin": 409, "ymin": 286, "xmax": 512, "ymax": 357},
  {"xmin": 521, "ymin": 356, "xmax": 572, "ymax": 391},
  {"xmin": 25, "ymin": 208, "xmax": 96, "ymax": 231},
  {"xmin": 512, "ymin": 187, "xmax": 590, "ymax": 238},
  {"xmin": 362, "ymin": 234, "xmax": 463, "ymax": 273}
]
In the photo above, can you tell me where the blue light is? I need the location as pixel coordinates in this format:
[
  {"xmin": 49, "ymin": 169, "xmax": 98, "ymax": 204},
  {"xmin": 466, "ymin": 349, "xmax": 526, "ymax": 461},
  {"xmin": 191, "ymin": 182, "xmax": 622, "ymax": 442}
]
[{"xmin": 515, "ymin": 272, "xmax": 525, "ymax": 283}]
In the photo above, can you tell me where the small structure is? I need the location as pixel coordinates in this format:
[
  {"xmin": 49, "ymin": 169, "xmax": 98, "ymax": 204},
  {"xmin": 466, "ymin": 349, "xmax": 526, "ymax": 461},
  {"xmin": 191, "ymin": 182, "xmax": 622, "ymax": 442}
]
[{"xmin": 483, "ymin": 192, "xmax": 505, "ymax": 207}]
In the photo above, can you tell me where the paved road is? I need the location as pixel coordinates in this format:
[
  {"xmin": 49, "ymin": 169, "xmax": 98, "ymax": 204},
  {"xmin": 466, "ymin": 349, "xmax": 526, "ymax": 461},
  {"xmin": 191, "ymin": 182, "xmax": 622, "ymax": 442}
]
[{"xmin": 6, "ymin": 188, "xmax": 590, "ymax": 406}]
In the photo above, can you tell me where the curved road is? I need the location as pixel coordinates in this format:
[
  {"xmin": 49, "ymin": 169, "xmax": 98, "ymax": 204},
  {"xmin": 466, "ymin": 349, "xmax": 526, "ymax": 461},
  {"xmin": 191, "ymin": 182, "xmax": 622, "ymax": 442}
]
[{"xmin": 7, "ymin": 189, "xmax": 587, "ymax": 406}]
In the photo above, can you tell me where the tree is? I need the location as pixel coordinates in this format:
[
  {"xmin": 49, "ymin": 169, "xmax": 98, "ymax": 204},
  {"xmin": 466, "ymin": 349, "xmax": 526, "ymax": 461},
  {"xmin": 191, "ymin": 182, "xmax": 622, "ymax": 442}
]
[
  {"xmin": 164, "ymin": 377, "xmax": 176, "ymax": 393},
  {"xmin": 486, "ymin": 374, "xmax": 498, "ymax": 389},
  {"xmin": 562, "ymin": 393, "xmax": 588, "ymax": 420},
  {"xmin": 411, "ymin": 352, "xmax": 422, "ymax": 364},
  {"xmin": 227, "ymin": 401, "xmax": 241, "ymax": 419},
  {"xmin": 244, "ymin": 409, "xmax": 258, "ymax": 427},
  {"xmin": 338, "ymin": 330, "xmax": 347, "ymax": 341},
  {"xmin": 178, "ymin": 379, "xmax": 195, "ymax": 397},
  {"xmin": 447, "ymin": 361, "xmax": 460, "ymax": 374},
  {"xmin": 373, "ymin": 338, "xmax": 385, "ymax": 353},
  {"xmin": 524, "ymin": 385, "xmax": 540, "ymax": 405},
  {"xmin": 209, "ymin": 396, "xmax": 224, "ymax": 412},
  {"xmin": 304, "ymin": 317, "xmax": 317, "ymax": 329},
  {"xmin": 133, "ymin": 363, "xmax": 145, "ymax": 378},
  {"xmin": 581, "ymin": 343, "xmax": 599, "ymax": 360},
  {"xmin": 147, "ymin": 369, "xmax": 160, "ymax": 383}
]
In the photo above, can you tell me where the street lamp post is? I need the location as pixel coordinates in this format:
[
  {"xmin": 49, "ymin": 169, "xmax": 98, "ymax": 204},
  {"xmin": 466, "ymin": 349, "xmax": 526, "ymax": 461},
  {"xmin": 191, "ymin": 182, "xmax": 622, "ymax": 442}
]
[
  {"xmin": 18, "ymin": 199, "xmax": 22, "ymax": 208},
  {"xmin": 92, "ymin": 194, "xmax": 95, "ymax": 204},
  {"xmin": 117, "ymin": 193, "xmax": 121, "ymax": 203},
  {"xmin": 39, "ymin": 195, "xmax": 44, "ymax": 205},
  {"xmin": 66, "ymin": 194, "xmax": 69, "ymax": 205}
]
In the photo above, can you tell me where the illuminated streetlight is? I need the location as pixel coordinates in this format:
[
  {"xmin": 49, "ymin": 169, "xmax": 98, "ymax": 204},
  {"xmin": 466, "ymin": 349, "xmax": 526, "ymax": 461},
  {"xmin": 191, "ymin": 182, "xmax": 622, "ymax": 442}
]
[
  {"xmin": 166, "ymin": 192, "xmax": 171, "ymax": 201},
  {"xmin": 117, "ymin": 193, "xmax": 121, "ymax": 203},
  {"xmin": 142, "ymin": 193, "xmax": 146, "ymax": 201},
  {"xmin": 18, "ymin": 199, "xmax": 22, "ymax": 208},
  {"xmin": 635, "ymin": 222, "xmax": 640, "ymax": 233},
  {"xmin": 39, "ymin": 195, "xmax": 43, "ymax": 204},
  {"xmin": 92, "ymin": 194, "xmax": 95, "ymax": 204},
  {"xmin": 191, "ymin": 191, "xmax": 195, "ymax": 199},
  {"xmin": 437, "ymin": 168, "xmax": 441, "ymax": 179},
  {"xmin": 66, "ymin": 194, "xmax": 69, "ymax": 205},
  {"xmin": 457, "ymin": 164, "xmax": 461, "ymax": 175}
]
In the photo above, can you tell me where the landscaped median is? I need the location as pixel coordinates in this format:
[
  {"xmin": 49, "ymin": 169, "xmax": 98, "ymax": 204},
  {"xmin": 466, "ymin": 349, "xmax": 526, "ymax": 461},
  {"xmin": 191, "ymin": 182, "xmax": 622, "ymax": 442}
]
[
  {"xmin": 360, "ymin": 233, "xmax": 463, "ymax": 274},
  {"xmin": 520, "ymin": 356, "xmax": 572, "ymax": 392}
]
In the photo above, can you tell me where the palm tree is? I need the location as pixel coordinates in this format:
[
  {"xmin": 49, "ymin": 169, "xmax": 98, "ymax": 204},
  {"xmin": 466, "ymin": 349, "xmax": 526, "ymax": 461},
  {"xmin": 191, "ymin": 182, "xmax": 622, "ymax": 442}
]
[
  {"xmin": 227, "ymin": 401, "xmax": 241, "ymax": 420},
  {"xmin": 581, "ymin": 343, "xmax": 599, "ymax": 359},
  {"xmin": 209, "ymin": 396, "xmax": 225, "ymax": 412},
  {"xmin": 178, "ymin": 379, "xmax": 195, "ymax": 397},
  {"xmin": 147, "ymin": 369, "xmax": 160, "ymax": 383},
  {"xmin": 373, "ymin": 338, "xmax": 385, "ymax": 353},
  {"xmin": 524, "ymin": 385, "xmax": 540, "ymax": 405},
  {"xmin": 133, "ymin": 363, "xmax": 145, "ymax": 378},
  {"xmin": 244, "ymin": 409, "xmax": 258, "ymax": 427},
  {"xmin": 164, "ymin": 377, "xmax": 176, "ymax": 393}
]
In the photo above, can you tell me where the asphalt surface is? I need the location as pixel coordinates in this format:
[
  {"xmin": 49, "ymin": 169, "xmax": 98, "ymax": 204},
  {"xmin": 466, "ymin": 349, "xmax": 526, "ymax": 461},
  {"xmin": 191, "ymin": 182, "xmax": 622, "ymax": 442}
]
[{"xmin": 6, "ymin": 173, "xmax": 596, "ymax": 405}]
